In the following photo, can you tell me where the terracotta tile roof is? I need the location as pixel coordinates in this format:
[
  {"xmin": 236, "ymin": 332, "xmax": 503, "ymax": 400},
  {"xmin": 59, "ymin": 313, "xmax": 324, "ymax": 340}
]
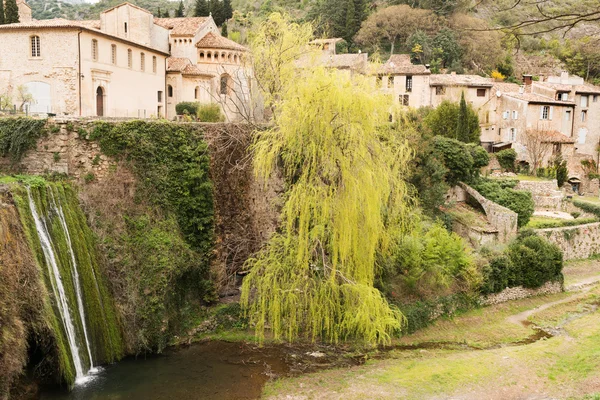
[
  {"xmin": 78, "ymin": 20, "xmax": 101, "ymax": 30},
  {"xmin": 167, "ymin": 57, "xmax": 191, "ymax": 72},
  {"xmin": 195, "ymin": 32, "xmax": 247, "ymax": 51},
  {"xmin": 155, "ymin": 17, "xmax": 209, "ymax": 36},
  {"xmin": 534, "ymin": 81, "xmax": 600, "ymax": 94},
  {"xmin": 574, "ymin": 84, "xmax": 600, "ymax": 94},
  {"xmin": 379, "ymin": 54, "xmax": 431, "ymax": 75},
  {"xmin": 492, "ymin": 82, "xmax": 522, "ymax": 94},
  {"xmin": 531, "ymin": 129, "xmax": 576, "ymax": 144},
  {"xmin": 504, "ymin": 92, "xmax": 575, "ymax": 105},
  {"xmin": 430, "ymin": 74, "xmax": 493, "ymax": 87},
  {"xmin": 182, "ymin": 64, "xmax": 213, "ymax": 77}
]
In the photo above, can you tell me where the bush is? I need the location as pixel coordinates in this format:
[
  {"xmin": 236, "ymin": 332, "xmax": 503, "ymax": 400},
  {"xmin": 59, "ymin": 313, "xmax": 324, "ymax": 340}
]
[
  {"xmin": 433, "ymin": 136, "xmax": 474, "ymax": 185},
  {"xmin": 175, "ymin": 102, "xmax": 200, "ymax": 116},
  {"xmin": 473, "ymin": 179, "xmax": 534, "ymax": 227},
  {"xmin": 554, "ymin": 157, "xmax": 568, "ymax": 188},
  {"xmin": 481, "ymin": 232, "xmax": 563, "ymax": 294},
  {"xmin": 496, "ymin": 149, "xmax": 517, "ymax": 172},
  {"xmin": 466, "ymin": 143, "xmax": 490, "ymax": 170},
  {"xmin": 0, "ymin": 117, "xmax": 47, "ymax": 163},
  {"xmin": 423, "ymin": 100, "xmax": 481, "ymax": 144},
  {"xmin": 197, "ymin": 104, "xmax": 225, "ymax": 122},
  {"xmin": 573, "ymin": 200, "xmax": 600, "ymax": 218}
]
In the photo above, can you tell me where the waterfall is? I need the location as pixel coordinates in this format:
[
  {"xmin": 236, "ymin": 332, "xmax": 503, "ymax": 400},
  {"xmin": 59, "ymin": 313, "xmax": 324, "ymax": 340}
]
[
  {"xmin": 50, "ymin": 189, "xmax": 97, "ymax": 374},
  {"xmin": 26, "ymin": 187, "xmax": 93, "ymax": 384}
]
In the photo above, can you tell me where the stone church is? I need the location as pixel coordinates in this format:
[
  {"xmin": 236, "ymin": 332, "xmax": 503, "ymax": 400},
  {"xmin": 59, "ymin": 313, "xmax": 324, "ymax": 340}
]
[{"xmin": 0, "ymin": 1, "xmax": 253, "ymax": 121}]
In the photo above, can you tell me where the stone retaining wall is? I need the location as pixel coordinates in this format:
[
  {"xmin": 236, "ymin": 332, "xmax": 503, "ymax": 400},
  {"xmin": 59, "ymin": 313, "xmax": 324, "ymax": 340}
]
[
  {"xmin": 515, "ymin": 180, "xmax": 563, "ymax": 210},
  {"xmin": 536, "ymin": 222, "xmax": 600, "ymax": 260},
  {"xmin": 458, "ymin": 183, "xmax": 518, "ymax": 243},
  {"xmin": 480, "ymin": 281, "xmax": 563, "ymax": 306}
]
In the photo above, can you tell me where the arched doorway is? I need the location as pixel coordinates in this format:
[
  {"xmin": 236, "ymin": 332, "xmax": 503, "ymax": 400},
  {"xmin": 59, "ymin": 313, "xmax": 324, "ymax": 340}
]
[{"xmin": 96, "ymin": 87, "xmax": 104, "ymax": 117}]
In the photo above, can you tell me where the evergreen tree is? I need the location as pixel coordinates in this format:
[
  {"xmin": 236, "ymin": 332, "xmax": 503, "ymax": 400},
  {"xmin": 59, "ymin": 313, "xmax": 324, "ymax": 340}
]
[
  {"xmin": 221, "ymin": 22, "xmax": 228, "ymax": 37},
  {"xmin": 223, "ymin": 0, "xmax": 233, "ymax": 20},
  {"xmin": 210, "ymin": 0, "xmax": 225, "ymax": 26},
  {"xmin": 175, "ymin": 0, "xmax": 185, "ymax": 17},
  {"xmin": 0, "ymin": 0, "xmax": 5, "ymax": 25},
  {"xmin": 344, "ymin": 0, "xmax": 356, "ymax": 44},
  {"xmin": 156, "ymin": 7, "xmax": 162, "ymax": 18},
  {"xmin": 456, "ymin": 92, "xmax": 470, "ymax": 143},
  {"xmin": 5, "ymin": 0, "xmax": 19, "ymax": 24},
  {"xmin": 194, "ymin": 0, "xmax": 209, "ymax": 17}
]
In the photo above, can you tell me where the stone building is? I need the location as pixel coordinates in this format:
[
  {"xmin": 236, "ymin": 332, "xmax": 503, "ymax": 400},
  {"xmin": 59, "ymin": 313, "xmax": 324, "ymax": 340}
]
[{"xmin": 0, "ymin": 1, "xmax": 253, "ymax": 121}]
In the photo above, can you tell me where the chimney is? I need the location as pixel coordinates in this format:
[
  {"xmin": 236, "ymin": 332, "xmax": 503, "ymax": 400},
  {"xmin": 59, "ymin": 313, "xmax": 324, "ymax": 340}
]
[
  {"xmin": 522, "ymin": 75, "xmax": 533, "ymax": 86},
  {"xmin": 425, "ymin": 64, "xmax": 430, "ymax": 70},
  {"xmin": 519, "ymin": 85, "xmax": 525, "ymax": 94}
]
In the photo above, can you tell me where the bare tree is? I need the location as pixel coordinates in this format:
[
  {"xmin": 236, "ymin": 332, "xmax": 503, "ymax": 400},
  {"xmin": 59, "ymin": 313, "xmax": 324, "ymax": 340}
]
[
  {"xmin": 16, "ymin": 85, "xmax": 34, "ymax": 112},
  {"xmin": 522, "ymin": 128, "xmax": 554, "ymax": 174}
]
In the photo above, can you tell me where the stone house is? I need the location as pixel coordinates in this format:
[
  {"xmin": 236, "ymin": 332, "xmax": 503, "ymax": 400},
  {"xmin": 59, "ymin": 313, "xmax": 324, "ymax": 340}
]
[
  {"xmin": 0, "ymin": 1, "xmax": 253, "ymax": 121},
  {"xmin": 378, "ymin": 54, "xmax": 431, "ymax": 108}
]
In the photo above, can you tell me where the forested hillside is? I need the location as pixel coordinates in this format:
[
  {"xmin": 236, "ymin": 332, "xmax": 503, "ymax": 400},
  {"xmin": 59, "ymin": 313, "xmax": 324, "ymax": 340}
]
[{"xmin": 25, "ymin": 0, "xmax": 600, "ymax": 83}]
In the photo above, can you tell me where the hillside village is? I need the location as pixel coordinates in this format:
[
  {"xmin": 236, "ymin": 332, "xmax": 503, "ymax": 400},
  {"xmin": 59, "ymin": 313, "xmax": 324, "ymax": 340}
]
[{"xmin": 2, "ymin": 1, "xmax": 600, "ymax": 399}]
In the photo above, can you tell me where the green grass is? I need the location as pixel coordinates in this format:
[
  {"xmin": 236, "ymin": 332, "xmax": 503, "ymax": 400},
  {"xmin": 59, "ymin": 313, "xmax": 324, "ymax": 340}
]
[
  {"xmin": 578, "ymin": 196, "xmax": 600, "ymax": 204},
  {"xmin": 515, "ymin": 174, "xmax": 554, "ymax": 182},
  {"xmin": 527, "ymin": 216, "xmax": 598, "ymax": 229}
]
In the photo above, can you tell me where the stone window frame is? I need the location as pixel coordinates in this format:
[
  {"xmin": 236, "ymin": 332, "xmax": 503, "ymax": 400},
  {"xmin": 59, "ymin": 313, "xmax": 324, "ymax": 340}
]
[
  {"xmin": 194, "ymin": 86, "xmax": 199, "ymax": 100},
  {"xmin": 30, "ymin": 35, "xmax": 41, "ymax": 58},
  {"xmin": 152, "ymin": 56, "xmax": 157, "ymax": 74},
  {"xmin": 406, "ymin": 76, "xmax": 413, "ymax": 93},
  {"xmin": 111, "ymin": 44, "xmax": 117, "ymax": 65},
  {"xmin": 140, "ymin": 52, "xmax": 145, "ymax": 72},
  {"xmin": 168, "ymin": 85, "xmax": 174, "ymax": 98},
  {"xmin": 92, "ymin": 39, "xmax": 99, "ymax": 61}
]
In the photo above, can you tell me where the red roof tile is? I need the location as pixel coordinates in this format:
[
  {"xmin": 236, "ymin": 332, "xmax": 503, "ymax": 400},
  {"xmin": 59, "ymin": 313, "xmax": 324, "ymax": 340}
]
[
  {"xmin": 155, "ymin": 17, "xmax": 209, "ymax": 36},
  {"xmin": 195, "ymin": 32, "xmax": 247, "ymax": 51},
  {"xmin": 379, "ymin": 54, "xmax": 431, "ymax": 75}
]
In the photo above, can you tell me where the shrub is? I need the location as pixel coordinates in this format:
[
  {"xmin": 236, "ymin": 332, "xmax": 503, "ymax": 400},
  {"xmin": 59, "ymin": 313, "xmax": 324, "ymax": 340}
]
[
  {"xmin": 433, "ymin": 136, "xmax": 473, "ymax": 185},
  {"xmin": 496, "ymin": 149, "xmax": 517, "ymax": 172},
  {"xmin": 573, "ymin": 200, "xmax": 600, "ymax": 218},
  {"xmin": 423, "ymin": 100, "xmax": 481, "ymax": 144},
  {"xmin": 175, "ymin": 102, "xmax": 200, "ymax": 116},
  {"xmin": 473, "ymin": 179, "xmax": 534, "ymax": 227},
  {"xmin": 0, "ymin": 117, "xmax": 47, "ymax": 163},
  {"xmin": 197, "ymin": 104, "xmax": 225, "ymax": 122},
  {"xmin": 481, "ymin": 231, "xmax": 564, "ymax": 293},
  {"xmin": 466, "ymin": 143, "xmax": 490, "ymax": 170},
  {"xmin": 554, "ymin": 156, "xmax": 568, "ymax": 188}
]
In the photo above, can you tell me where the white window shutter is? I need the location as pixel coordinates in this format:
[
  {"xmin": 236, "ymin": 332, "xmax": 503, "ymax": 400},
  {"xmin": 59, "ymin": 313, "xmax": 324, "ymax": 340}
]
[
  {"xmin": 549, "ymin": 106, "xmax": 554, "ymax": 120},
  {"xmin": 540, "ymin": 106, "xmax": 544, "ymax": 120},
  {"xmin": 515, "ymin": 111, "xmax": 518, "ymax": 119}
]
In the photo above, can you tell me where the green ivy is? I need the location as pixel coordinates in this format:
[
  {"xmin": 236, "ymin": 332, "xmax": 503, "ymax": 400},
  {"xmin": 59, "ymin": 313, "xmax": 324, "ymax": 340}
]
[
  {"xmin": 0, "ymin": 118, "xmax": 47, "ymax": 163},
  {"xmin": 89, "ymin": 121, "xmax": 214, "ymax": 253}
]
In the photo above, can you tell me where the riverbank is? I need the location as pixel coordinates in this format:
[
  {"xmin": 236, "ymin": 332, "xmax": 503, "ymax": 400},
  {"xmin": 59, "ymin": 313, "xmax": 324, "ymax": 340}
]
[{"xmin": 263, "ymin": 258, "xmax": 600, "ymax": 399}]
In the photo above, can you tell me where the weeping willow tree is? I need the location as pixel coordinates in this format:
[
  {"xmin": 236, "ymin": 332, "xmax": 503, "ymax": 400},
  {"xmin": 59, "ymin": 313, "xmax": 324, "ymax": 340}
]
[{"xmin": 241, "ymin": 65, "xmax": 415, "ymax": 345}]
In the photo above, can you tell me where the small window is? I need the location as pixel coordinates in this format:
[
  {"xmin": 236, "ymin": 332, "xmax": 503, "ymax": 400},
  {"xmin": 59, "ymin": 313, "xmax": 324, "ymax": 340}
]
[
  {"xmin": 168, "ymin": 85, "xmax": 173, "ymax": 98},
  {"xmin": 387, "ymin": 76, "xmax": 394, "ymax": 89},
  {"xmin": 581, "ymin": 95, "xmax": 589, "ymax": 108},
  {"xmin": 92, "ymin": 39, "xmax": 98, "ymax": 61},
  {"xmin": 561, "ymin": 93, "xmax": 569, "ymax": 101},
  {"xmin": 406, "ymin": 76, "xmax": 413, "ymax": 93},
  {"xmin": 503, "ymin": 111, "xmax": 509, "ymax": 120},
  {"xmin": 400, "ymin": 94, "xmax": 409, "ymax": 106},
  {"xmin": 158, "ymin": 91, "xmax": 163, "ymax": 102},
  {"xmin": 152, "ymin": 56, "xmax": 157, "ymax": 73},
  {"xmin": 582, "ymin": 110, "xmax": 588, "ymax": 122},
  {"xmin": 435, "ymin": 86, "xmax": 445, "ymax": 95},
  {"xmin": 220, "ymin": 75, "xmax": 230, "ymax": 95},
  {"xmin": 140, "ymin": 53, "xmax": 145, "ymax": 71},
  {"xmin": 127, "ymin": 49, "xmax": 132, "ymax": 68},
  {"xmin": 477, "ymin": 88, "xmax": 486, "ymax": 97},
  {"xmin": 111, "ymin": 44, "xmax": 117, "ymax": 65},
  {"xmin": 510, "ymin": 128, "xmax": 516, "ymax": 141},
  {"xmin": 512, "ymin": 110, "xmax": 518, "ymax": 120},
  {"xmin": 194, "ymin": 86, "xmax": 199, "ymax": 99},
  {"xmin": 541, "ymin": 105, "xmax": 550, "ymax": 120},
  {"xmin": 31, "ymin": 35, "xmax": 41, "ymax": 58},
  {"xmin": 124, "ymin": 22, "xmax": 128, "ymax": 34},
  {"xmin": 594, "ymin": 95, "xmax": 598, "ymax": 103}
]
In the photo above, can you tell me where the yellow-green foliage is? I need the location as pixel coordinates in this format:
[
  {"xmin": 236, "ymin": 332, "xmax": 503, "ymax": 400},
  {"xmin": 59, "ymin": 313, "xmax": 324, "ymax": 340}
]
[{"xmin": 241, "ymin": 68, "xmax": 415, "ymax": 345}]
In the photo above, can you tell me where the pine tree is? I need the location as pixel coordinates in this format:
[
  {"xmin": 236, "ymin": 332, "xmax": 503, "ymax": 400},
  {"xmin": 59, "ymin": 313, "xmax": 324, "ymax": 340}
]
[
  {"xmin": 210, "ymin": 0, "xmax": 225, "ymax": 26},
  {"xmin": 175, "ymin": 0, "xmax": 185, "ymax": 17},
  {"xmin": 194, "ymin": 0, "xmax": 209, "ymax": 17},
  {"xmin": 221, "ymin": 22, "xmax": 228, "ymax": 37},
  {"xmin": 223, "ymin": 0, "xmax": 233, "ymax": 20},
  {"xmin": 456, "ymin": 92, "xmax": 470, "ymax": 143},
  {"xmin": 5, "ymin": 0, "xmax": 19, "ymax": 24},
  {"xmin": 0, "ymin": 0, "xmax": 5, "ymax": 25}
]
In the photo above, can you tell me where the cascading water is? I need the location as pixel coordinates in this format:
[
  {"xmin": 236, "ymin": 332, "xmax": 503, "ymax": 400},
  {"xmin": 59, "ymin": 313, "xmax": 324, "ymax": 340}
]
[
  {"xmin": 50, "ymin": 189, "xmax": 97, "ymax": 374},
  {"xmin": 27, "ymin": 187, "xmax": 93, "ymax": 384}
]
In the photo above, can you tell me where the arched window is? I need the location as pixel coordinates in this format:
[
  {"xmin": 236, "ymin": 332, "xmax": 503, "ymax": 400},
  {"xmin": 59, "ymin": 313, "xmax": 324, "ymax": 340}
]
[
  {"xmin": 168, "ymin": 85, "xmax": 173, "ymax": 98},
  {"xmin": 30, "ymin": 35, "xmax": 41, "ymax": 58},
  {"xmin": 111, "ymin": 44, "xmax": 117, "ymax": 65},
  {"xmin": 194, "ymin": 86, "xmax": 199, "ymax": 99},
  {"xmin": 152, "ymin": 56, "xmax": 157, "ymax": 73},
  {"xmin": 127, "ymin": 49, "xmax": 132, "ymax": 68},
  {"xmin": 140, "ymin": 53, "xmax": 145, "ymax": 71},
  {"xmin": 199, "ymin": 52, "xmax": 205, "ymax": 61},
  {"xmin": 220, "ymin": 74, "xmax": 231, "ymax": 95},
  {"xmin": 233, "ymin": 54, "xmax": 238, "ymax": 63},
  {"xmin": 92, "ymin": 39, "xmax": 98, "ymax": 61}
]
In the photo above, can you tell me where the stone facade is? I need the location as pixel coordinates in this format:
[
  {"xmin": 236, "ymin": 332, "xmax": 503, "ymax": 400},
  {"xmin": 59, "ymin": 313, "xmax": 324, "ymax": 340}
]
[
  {"xmin": 515, "ymin": 180, "xmax": 563, "ymax": 209},
  {"xmin": 0, "ymin": 2, "xmax": 253, "ymax": 121},
  {"xmin": 537, "ymin": 222, "xmax": 600, "ymax": 260},
  {"xmin": 480, "ymin": 281, "xmax": 563, "ymax": 306}
]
